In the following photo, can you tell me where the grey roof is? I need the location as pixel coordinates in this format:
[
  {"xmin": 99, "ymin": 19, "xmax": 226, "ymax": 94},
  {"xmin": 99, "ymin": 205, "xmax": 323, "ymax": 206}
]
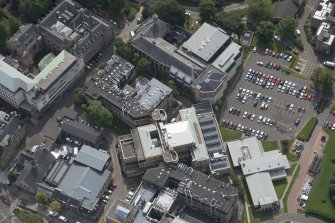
[
  {"xmin": 245, "ymin": 172, "xmax": 278, "ymax": 207},
  {"xmin": 44, "ymin": 159, "xmax": 70, "ymax": 186},
  {"xmin": 0, "ymin": 117, "xmax": 22, "ymax": 145},
  {"xmin": 0, "ymin": 57, "xmax": 35, "ymax": 92},
  {"xmin": 106, "ymin": 198, "xmax": 139, "ymax": 223},
  {"xmin": 74, "ymin": 145, "xmax": 110, "ymax": 172},
  {"xmin": 182, "ymin": 23, "xmax": 230, "ymax": 62},
  {"xmin": 272, "ymin": 0, "xmax": 299, "ymax": 19},
  {"xmin": 16, "ymin": 149, "xmax": 55, "ymax": 193},
  {"xmin": 60, "ymin": 119, "xmax": 102, "ymax": 145},
  {"xmin": 194, "ymin": 66, "xmax": 225, "ymax": 93},
  {"xmin": 194, "ymin": 102, "xmax": 230, "ymax": 173},
  {"xmin": 56, "ymin": 162, "xmax": 111, "ymax": 210},
  {"xmin": 212, "ymin": 42, "xmax": 242, "ymax": 73},
  {"xmin": 143, "ymin": 165, "xmax": 238, "ymax": 214}
]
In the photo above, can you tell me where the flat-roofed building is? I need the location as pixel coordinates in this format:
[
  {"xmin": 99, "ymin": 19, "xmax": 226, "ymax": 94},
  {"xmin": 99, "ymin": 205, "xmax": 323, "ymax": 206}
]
[
  {"xmin": 106, "ymin": 199, "xmax": 139, "ymax": 223},
  {"xmin": 312, "ymin": 0, "xmax": 334, "ymax": 28},
  {"xmin": 118, "ymin": 102, "xmax": 230, "ymax": 177},
  {"xmin": 226, "ymin": 136, "xmax": 289, "ymax": 210}
]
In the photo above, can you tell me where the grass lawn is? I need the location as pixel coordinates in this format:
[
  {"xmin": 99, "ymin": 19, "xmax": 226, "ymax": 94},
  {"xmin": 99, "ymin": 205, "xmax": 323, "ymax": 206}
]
[
  {"xmin": 296, "ymin": 117, "xmax": 318, "ymax": 141},
  {"xmin": 305, "ymin": 129, "xmax": 335, "ymax": 222},
  {"xmin": 273, "ymin": 179, "xmax": 288, "ymax": 199},
  {"xmin": 261, "ymin": 140, "xmax": 279, "ymax": 152},
  {"xmin": 284, "ymin": 164, "xmax": 300, "ymax": 212},
  {"xmin": 289, "ymin": 163, "xmax": 297, "ymax": 176},
  {"xmin": 109, "ymin": 117, "xmax": 131, "ymax": 135},
  {"xmin": 14, "ymin": 209, "xmax": 43, "ymax": 223},
  {"xmin": 220, "ymin": 127, "xmax": 242, "ymax": 142},
  {"xmin": 287, "ymin": 153, "xmax": 300, "ymax": 162},
  {"xmin": 252, "ymin": 37, "xmax": 287, "ymax": 52}
]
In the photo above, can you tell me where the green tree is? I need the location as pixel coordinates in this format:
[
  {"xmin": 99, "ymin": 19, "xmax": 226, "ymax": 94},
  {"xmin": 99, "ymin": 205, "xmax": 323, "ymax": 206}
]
[
  {"xmin": 246, "ymin": 0, "xmax": 271, "ymax": 23},
  {"xmin": 311, "ymin": 67, "xmax": 333, "ymax": 95},
  {"xmin": 49, "ymin": 201, "xmax": 61, "ymax": 212},
  {"xmin": 199, "ymin": 0, "xmax": 216, "ymax": 22},
  {"xmin": 87, "ymin": 100, "xmax": 113, "ymax": 126},
  {"xmin": 108, "ymin": 0, "xmax": 126, "ymax": 14},
  {"xmin": 19, "ymin": 0, "xmax": 53, "ymax": 23},
  {"xmin": 215, "ymin": 10, "xmax": 245, "ymax": 36},
  {"xmin": 35, "ymin": 192, "xmax": 48, "ymax": 206},
  {"xmin": 256, "ymin": 21, "xmax": 275, "ymax": 42},
  {"xmin": 114, "ymin": 37, "xmax": 125, "ymax": 48},
  {"xmin": 8, "ymin": 16, "xmax": 20, "ymax": 35},
  {"xmin": 167, "ymin": 80, "xmax": 180, "ymax": 97},
  {"xmin": 133, "ymin": 53, "xmax": 141, "ymax": 64},
  {"xmin": 115, "ymin": 46, "xmax": 133, "ymax": 61},
  {"xmin": 149, "ymin": 0, "xmax": 186, "ymax": 26},
  {"xmin": 73, "ymin": 87, "xmax": 86, "ymax": 105},
  {"xmin": 136, "ymin": 58, "xmax": 151, "ymax": 76},
  {"xmin": 0, "ymin": 23, "xmax": 8, "ymax": 47},
  {"xmin": 7, "ymin": 171, "xmax": 17, "ymax": 184},
  {"xmin": 277, "ymin": 16, "xmax": 297, "ymax": 38}
]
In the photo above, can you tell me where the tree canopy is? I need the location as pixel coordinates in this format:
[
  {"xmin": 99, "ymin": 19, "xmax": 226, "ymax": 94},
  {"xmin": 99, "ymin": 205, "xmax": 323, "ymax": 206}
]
[
  {"xmin": 49, "ymin": 201, "xmax": 61, "ymax": 212},
  {"xmin": 277, "ymin": 16, "xmax": 297, "ymax": 38},
  {"xmin": 256, "ymin": 21, "xmax": 275, "ymax": 42},
  {"xmin": 311, "ymin": 67, "xmax": 333, "ymax": 96},
  {"xmin": 149, "ymin": 0, "xmax": 186, "ymax": 26},
  {"xmin": 167, "ymin": 80, "xmax": 180, "ymax": 97},
  {"xmin": 199, "ymin": 0, "xmax": 216, "ymax": 22},
  {"xmin": 215, "ymin": 9, "xmax": 246, "ymax": 36},
  {"xmin": 73, "ymin": 87, "xmax": 86, "ymax": 105},
  {"xmin": 19, "ymin": 0, "xmax": 54, "ymax": 23},
  {"xmin": 7, "ymin": 171, "xmax": 17, "ymax": 184},
  {"xmin": 246, "ymin": 0, "xmax": 271, "ymax": 23},
  {"xmin": 136, "ymin": 58, "xmax": 151, "ymax": 76},
  {"xmin": 35, "ymin": 192, "xmax": 48, "ymax": 206},
  {"xmin": 87, "ymin": 100, "xmax": 113, "ymax": 126}
]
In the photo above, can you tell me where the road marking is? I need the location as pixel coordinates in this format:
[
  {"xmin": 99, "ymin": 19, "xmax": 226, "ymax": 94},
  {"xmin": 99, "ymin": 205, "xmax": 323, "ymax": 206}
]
[{"xmin": 0, "ymin": 216, "xmax": 7, "ymax": 223}]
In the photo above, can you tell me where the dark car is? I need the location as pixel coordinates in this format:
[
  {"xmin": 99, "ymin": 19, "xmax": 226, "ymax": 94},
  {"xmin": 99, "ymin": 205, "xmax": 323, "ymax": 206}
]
[{"xmin": 295, "ymin": 119, "xmax": 301, "ymax": 126}]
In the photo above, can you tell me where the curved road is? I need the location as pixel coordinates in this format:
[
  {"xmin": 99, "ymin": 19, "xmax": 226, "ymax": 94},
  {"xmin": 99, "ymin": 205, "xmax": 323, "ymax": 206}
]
[{"xmin": 265, "ymin": 213, "xmax": 327, "ymax": 223}]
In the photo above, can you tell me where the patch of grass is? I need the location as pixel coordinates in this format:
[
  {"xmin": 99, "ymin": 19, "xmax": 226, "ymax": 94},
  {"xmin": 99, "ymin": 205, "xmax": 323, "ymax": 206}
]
[
  {"xmin": 252, "ymin": 37, "xmax": 287, "ymax": 52},
  {"xmin": 220, "ymin": 127, "xmax": 242, "ymax": 142},
  {"xmin": 273, "ymin": 179, "xmax": 288, "ymax": 199},
  {"xmin": 289, "ymin": 163, "xmax": 297, "ymax": 176},
  {"xmin": 14, "ymin": 209, "xmax": 43, "ymax": 223},
  {"xmin": 296, "ymin": 117, "xmax": 318, "ymax": 141},
  {"xmin": 252, "ymin": 210, "xmax": 273, "ymax": 222},
  {"xmin": 297, "ymin": 208, "xmax": 305, "ymax": 214},
  {"xmin": 261, "ymin": 140, "xmax": 279, "ymax": 152},
  {"xmin": 126, "ymin": 181, "xmax": 141, "ymax": 192},
  {"xmin": 109, "ymin": 117, "xmax": 131, "ymax": 135},
  {"xmin": 287, "ymin": 153, "xmax": 300, "ymax": 162},
  {"xmin": 281, "ymin": 67, "xmax": 310, "ymax": 81},
  {"xmin": 283, "ymin": 164, "xmax": 300, "ymax": 212},
  {"xmin": 305, "ymin": 129, "xmax": 335, "ymax": 222}
]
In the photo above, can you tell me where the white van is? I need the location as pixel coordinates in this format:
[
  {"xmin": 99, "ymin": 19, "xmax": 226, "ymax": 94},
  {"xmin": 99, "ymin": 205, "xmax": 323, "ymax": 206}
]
[
  {"xmin": 296, "ymin": 29, "xmax": 301, "ymax": 35},
  {"xmin": 324, "ymin": 61, "xmax": 335, "ymax": 68},
  {"xmin": 130, "ymin": 31, "xmax": 135, "ymax": 38},
  {"xmin": 74, "ymin": 147, "xmax": 78, "ymax": 156},
  {"xmin": 59, "ymin": 216, "xmax": 67, "ymax": 222}
]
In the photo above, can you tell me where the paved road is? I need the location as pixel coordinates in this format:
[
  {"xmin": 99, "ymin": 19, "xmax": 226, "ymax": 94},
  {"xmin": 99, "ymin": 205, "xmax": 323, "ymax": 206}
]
[
  {"xmin": 0, "ymin": 201, "xmax": 10, "ymax": 223},
  {"xmin": 223, "ymin": 3, "xmax": 247, "ymax": 12},
  {"xmin": 118, "ymin": 6, "xmax": 144, "ymax": 42},
  {"xmin": 265, "ymin": 213, "xmax": 326, "ymax": 223},
  {"xmin": 296, "ymin": 0, "xmax": 322, "ymax": 76},
  {"xmin": 287, "ymin": 125, "xmax": 323, "ymax": 213}
]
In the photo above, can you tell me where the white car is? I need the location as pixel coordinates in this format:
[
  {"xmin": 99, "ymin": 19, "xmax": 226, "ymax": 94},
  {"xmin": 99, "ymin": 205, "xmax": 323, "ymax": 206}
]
[
  {"xmin": 251, "ymin": 114, "xmax": 255, "ymax": 121},
  {"xmin": 243, "ymin": 111, "xmax": 248, "ymax": 118},
  {"xmin": 253, "ymin": 47, "xmax": 257, "ymax": 53},
  {"xmin": 267, "ymin": 97, "xmax": 272, "ymax": 103},
  {"xmin": 65, "ymin": 137, "xmax": 73, "ymax": 143},
  {"xmin": 258, "ymin": 116, "xmax": 262, "ymax": 123},
  {"xmin": 257, "ymin": 61, "xmax": 264, "ymax": 66},
  {"xmin": 332, "ymin": 124, "xmax": 335, "ymax": 131},
  {"xmin": 262, "ymin": 117, "xmax": 267, "ymax": 124},
  {"xmin": 103, "ymin": 195, "xmax": 110, "ymax": 200}
]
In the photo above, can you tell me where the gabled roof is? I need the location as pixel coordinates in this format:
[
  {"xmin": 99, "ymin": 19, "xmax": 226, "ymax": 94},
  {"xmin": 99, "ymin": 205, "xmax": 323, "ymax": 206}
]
[
  {"xmin": 74, "ymin": 145, "xmax": 110, "ymax": 172},
  {"xmin": 0, "ymin": 57, "xmax": 35, "ymax": 92}
]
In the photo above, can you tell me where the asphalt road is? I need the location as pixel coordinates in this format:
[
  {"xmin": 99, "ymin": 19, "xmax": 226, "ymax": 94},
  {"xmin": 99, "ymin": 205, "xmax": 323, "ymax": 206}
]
[
  {"xmin": 0, "ymin": 201, "xmax": 10, "ymax": 223},
  {"xmin": 222, "ymin": 50, "xmax": 315, "ymax": 140}
]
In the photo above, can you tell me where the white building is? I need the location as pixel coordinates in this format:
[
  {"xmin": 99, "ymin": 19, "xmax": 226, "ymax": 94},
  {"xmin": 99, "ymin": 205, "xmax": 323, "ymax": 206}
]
[
  {"xmin": 226, "ymin": 137, "xmax": 290, "ymax": 210},
  {"xmin": 0, "ymin": 50, "xmax": 84, "ymax": 112}
]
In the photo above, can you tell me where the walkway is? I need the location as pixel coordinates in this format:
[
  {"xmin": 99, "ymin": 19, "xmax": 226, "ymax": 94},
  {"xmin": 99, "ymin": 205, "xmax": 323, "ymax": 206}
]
[
  {"xmin": 266, "ymin": 213, "xmax": 326, "ymax": 223},
  {"xmin": 296, "ymin": 0, "xmax": 322, "ymax": 76},
  {"xmin": 287, "ymin": 125, "xmax": 324, "ymax": 213},
  {"xmin": 117, "ymin": 6, "xmax": 144, "ymax": 42}
]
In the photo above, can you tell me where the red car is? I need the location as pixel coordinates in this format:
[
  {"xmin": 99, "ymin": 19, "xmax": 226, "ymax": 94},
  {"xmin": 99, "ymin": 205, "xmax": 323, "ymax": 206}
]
[
  {"xmin": 276, "ymin": 78, "xmax": 281, "ymax": 85},
  {"xmin": 301, "ymin": 107, "xmax": 306, "ymax": 113},
  {"xmin": 268, "ymin": 49, "xmax": 272, "ymax": 55},
  {"xmin": 307, "ymin": 94, "xmax": 312, "ymax": 100},
  {"xmin": 229, "ymin": 122, "xmax": 233, "ymax": 129},
  {"xmin": 272, "ymin": 51, "xmax": 276, "ymax": 57},
  {"xmin": 273, "ymin": 63, "xmax": 277, "ymax": 69},
  {"xmin": 328, "ymin": 122, "xmax": 333, "ymax": 129},
  {"xmin": 272, "ymin": 77, "xmax": 277, "ymax": 83},
  {"xmin": 243, "ymin": 127, "xmax": 248, "ymax": 133},
  {"xmin": 304, "ymin": 93, "xmax": 308, "ymax": 100},
  {"xmin": 333, "ymin": 110, "xmax": 335, "ymax": 116},
  {"xmin": 293, "ymin": 49, "xmax": 299, "ymax": 55},
  {"xmin": 265, "ymin": 75, "xmax": 270, "ymax": 80}
]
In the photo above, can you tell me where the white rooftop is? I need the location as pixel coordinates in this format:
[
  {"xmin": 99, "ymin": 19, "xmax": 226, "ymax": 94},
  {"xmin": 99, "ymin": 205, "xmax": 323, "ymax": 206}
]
[
  {"xmin": 160, "ymin": 121, "xmax": 195, "ymax": 148},
  {"xmin": 245, "ymin": 172, "xmax": 278, "ymax": 207},
  {"xmin": 138, "ymin": 124, "xmax": 163, "ymax": 159},
  {"xmin": 226, "ymin": 137, "xmax": 263, "ymax": 167},
  {"xmin": 182, "ymin": 23, "xmax": 230, "ymax": 62},
  {"xmin": 212, "ymin": 41, "xmax": 241, "ymax": 73},
  {"xmin": 317, "ymin": 22, "xmax": 335, "ymax": 46},
  {"xmin": 313, "ymin": 0, "xmax": 333, "ymax": 21},
  {"xmin": 0, "ymin": 57, "xmax": 35, "ymax": 92}
]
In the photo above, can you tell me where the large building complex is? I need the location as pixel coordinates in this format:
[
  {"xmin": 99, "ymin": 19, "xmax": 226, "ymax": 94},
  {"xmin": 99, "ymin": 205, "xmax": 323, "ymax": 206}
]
[
  {"xmin": 85, "ymin": 55, "xmax": 173, "ymax": 128},
  {"xmin": 118, "ymin": 102, "xmax": 230, "ymax": 177},
  {"xmin": 106, "ymin": 165, "xmax": 238, "ymax": 223},
  {"xmin": 0, "ymin": 0, "xmax": 113, "ymax": 112},
  {"xmin": 226, "ymin": 137, "xmax": 290, "ymax": 210},
  {"xmin": 129, "ymin": 15, "xmax": 242, "ymax": 103}
]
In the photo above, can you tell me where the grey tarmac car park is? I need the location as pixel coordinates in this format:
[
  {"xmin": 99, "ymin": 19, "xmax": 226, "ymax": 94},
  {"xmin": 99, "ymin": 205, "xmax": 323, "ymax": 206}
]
[{"xmin": 222, "ymin": 48, "xmax": 315, "ymax": 140}]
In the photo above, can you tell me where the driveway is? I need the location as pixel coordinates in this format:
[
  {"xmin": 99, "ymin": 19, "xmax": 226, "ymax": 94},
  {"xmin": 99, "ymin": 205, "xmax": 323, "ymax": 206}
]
[
  {"xmin": 296, "ymin": 0, "xmax": 322, "ymax": 76},
  {"xmin": 118, "ymin": 6, "xmax": 144, "ymax": 42}
]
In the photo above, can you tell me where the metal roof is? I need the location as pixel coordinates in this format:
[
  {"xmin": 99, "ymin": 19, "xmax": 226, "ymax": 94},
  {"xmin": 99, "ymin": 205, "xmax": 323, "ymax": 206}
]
[
  {"xmin": 182, "ymin": 23, "xmax": 230, "ymax": 62},
  {"xmin": 0, "ymin": 57, "xmax": 35, "ymax": 92},
  {"xmin": 74, "ymin": 145, "xmax": 110, "ymax": 172},
  {"xmin": 245, "ymin": 172, "xmax": 278, "ymax": 207},
  {"xmin": 57, "ymin": 163, "xmax": 111, "ymax": 210},
  {"xmin": 194, "ymin": 66, "xmax": 225, "ymax": 93},
  {"xmin": 212, "ymin": 42, "xmax": 242, "ymax": 73}
]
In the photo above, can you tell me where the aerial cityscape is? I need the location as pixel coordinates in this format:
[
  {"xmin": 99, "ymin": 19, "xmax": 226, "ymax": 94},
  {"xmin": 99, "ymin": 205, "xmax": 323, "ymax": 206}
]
[{"xmin": 0, "ymin": 0, "xmax": 334, "ymax": 222}]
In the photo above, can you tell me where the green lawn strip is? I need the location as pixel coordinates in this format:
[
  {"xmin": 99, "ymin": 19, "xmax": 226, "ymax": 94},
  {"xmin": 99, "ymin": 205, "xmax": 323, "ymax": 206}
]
[
  {"xmin": 14, "ymin": 209, "xmax": 43, "ymax": 223},
  {"xmin": 287, "ymin": 153, "xmax": 300, "ymax": 162},
  {"xmin": 252, "ymin": 37, "xmax": 287, "ymax": 52},
  {"xmin": 305, "ymin": 129, "xmax": 335, "ymax": 222},
  {"xmin": 281, "ymin": 67, "xmax": 310, "ymax": 81},
  {"xmin": 288, "ymin": 163, "xmax": 297, "ymax": 176},
  {"xmin": 261, "ymin": 140, "xmax": 279, "ymax": 152},
  {"xmin": 283, "ymin": 164, "xmax": 300, "ymax": 212},
  {"xmin": 220, "ymin": 127, "xmax": 242, "ymax": 142},
  {"xmin": 273, "ymin": 179, "xmax": 288, "ymax": 199},
  {"xmin": 296, "ymin": 117, "xmax": 318, "ymax": 141}
]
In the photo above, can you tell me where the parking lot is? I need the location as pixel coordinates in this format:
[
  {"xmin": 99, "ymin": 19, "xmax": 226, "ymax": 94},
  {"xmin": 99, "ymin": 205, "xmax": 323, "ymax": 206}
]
[{"xmin": 222, "ymin": 49, "xmax": 315, "ymax": 140}]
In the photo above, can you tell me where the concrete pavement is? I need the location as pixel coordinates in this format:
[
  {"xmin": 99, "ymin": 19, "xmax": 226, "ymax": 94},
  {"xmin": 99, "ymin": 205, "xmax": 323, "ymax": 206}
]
[
  {"xmin": 296, "ymin": 0, "xmax": 322, "ymax": 76},
  {"xmin": 265, "ymin": 213, "xmax": 326, "ymax": 223},
  {"xmin": 118, "ymin": 6, "xmax": 144, "ymax": 42}
]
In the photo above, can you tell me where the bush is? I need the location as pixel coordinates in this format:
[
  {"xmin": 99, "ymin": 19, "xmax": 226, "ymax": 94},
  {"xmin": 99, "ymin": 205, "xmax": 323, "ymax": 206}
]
[
  {"xmin": 14, "ymin": 209, "xmax": 43, "ymax": 223},
  {"xmin": 296, "ymin": 117, "xmax": 318, "ymax": 141}
]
